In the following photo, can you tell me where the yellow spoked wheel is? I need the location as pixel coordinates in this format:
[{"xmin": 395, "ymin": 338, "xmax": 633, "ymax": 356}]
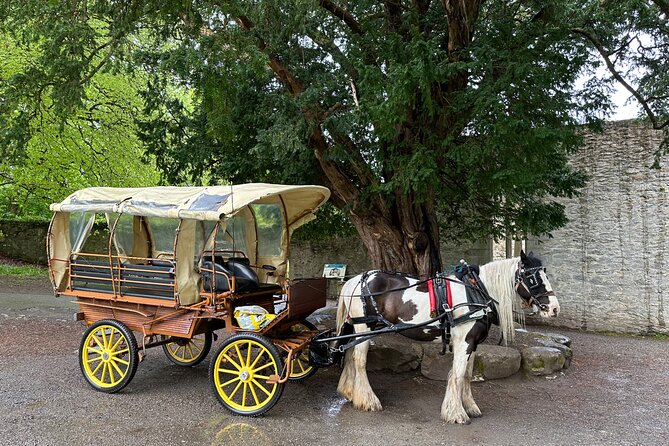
[
  {"xmin": 161, "ymin": 332, "xmax": 212, "ymax": 367},
  {"xmin": 288, "ymin": 321, "xmax": 318, "ymax": 382},
  {"xmin": 79, "ymin": 319, "xmax": 138, "ymax": 393},
  {"xmin": 209, "ymin": 333, "xmax": 284, "ymax": 416}
]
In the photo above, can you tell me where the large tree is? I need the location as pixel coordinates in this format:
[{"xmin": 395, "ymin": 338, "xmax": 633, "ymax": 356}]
[{"xmin": 1, "ymin": 1, "xmax": 666, "ymax": 275}]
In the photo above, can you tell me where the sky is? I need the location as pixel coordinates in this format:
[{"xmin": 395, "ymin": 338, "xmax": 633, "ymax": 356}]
[{"xmin": 610, "ymin": 83, "xmax": 641, "ymax": 121}]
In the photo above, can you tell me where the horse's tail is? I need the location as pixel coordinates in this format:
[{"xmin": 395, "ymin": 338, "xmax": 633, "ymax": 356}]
[{"xmin": 336, "ymin": 274, "xmax": 359, "ymax": 335}]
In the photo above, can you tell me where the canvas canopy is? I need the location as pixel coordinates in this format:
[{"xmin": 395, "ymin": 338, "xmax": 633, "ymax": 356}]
[
  {"xmin": 48, "ymin": 184, "xmax": 330, "ymax": 304},
  {"xmin": 49, "ymin": 183, "xmax": 330, "ymax": 227}
]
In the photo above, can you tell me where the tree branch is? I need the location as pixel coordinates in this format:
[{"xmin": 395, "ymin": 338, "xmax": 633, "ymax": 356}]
[
  {"xmin": 235, "ymin": 15, "xmax": 304, "ymax": 96},
  {"xmin": 319, "ymin": 0, "xmax": 364, "ymax": 35},
  {"xmin": 572, "ymin": 27, "xmax": 669, "ymax": 130}
]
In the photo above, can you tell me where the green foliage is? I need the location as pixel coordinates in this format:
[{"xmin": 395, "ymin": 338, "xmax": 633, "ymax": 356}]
[
  {"xmin": 0, "ymin": 262, "xmax": 47, "ymax": 278},
  {"xmin": 0, "ymin": 33, "xmax": 160, "ymax": 218},
  {"xmin": 0, "ymin": 0, "xmax": 666, "ymax": 253}
]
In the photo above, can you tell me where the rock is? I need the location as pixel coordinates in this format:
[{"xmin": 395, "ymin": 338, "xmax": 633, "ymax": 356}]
[
  {"xmin": 532, "ymin": 338, "xmax": 573, "ymax": 369},
  {"xmin": 307, "ymin": 306, "xmax": 338, "ymax": 331},
  {"xmin": 543, "ymin": 332, "xmax": 572, "ymax": 347},
  {"xmin": 366, "ymin": 334, "xmax": 422, "ymax": 372},
  {"xmin": 511, "ymin": 329, "xmax": 573, "ymax": 369},
  {"xmin": 473, "ymin": 345, "xmax": 522, "ymax": 380},
  {"xmin": 521, "ymin": 347, "xmax": 566, "ymax": 376},
  {"xmin": 420, "ymin": 344, "xmax": 454, "ymax": 381}
]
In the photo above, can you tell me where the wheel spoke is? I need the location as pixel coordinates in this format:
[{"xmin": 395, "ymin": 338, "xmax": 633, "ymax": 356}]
[
  {"xmin": 190, "ymin": 342, "xmax": 203, "ymax": 355},
  {"xmin": 228, "ymin": 380, "xmax": 243, "ymax": 399},
  {"xmin": 186, "ymin": 344, "xmax": 194, "ymax": 359},
  {"xmin": 251, "ymin": 379, "xmax": 272, "ymax": 397},
  {"xmin": 246, "ymin": 341, "xmax": 252, "ymax": 367},
  {"xmin": 110, "ymin": 335, "xmax": 123, "ymax": 352},
  {"xmin": 113, "ymin": 357, "xmax": 129, "ymax": 366},
  {"xmin": 242, "ymin": 382, "xmax": 248, "ymax": 406},
  {"xmin": 86, "ymin": 355, "xmax": 103, "ymax": 364},
  {"xmin": 249, "ymin": 348, "xmax": 266, "ymax": 369},
  {"xmin": 220, "ymin": 376, "xmax": 240, "ymax": 387},
  {"xmin": 297, "ymin": 359, "xmax": 306, "ymax": 373},
  {"xmin": 101, "ymin": 363, "xmax": 109, "ymax": 383},
  {"xmin": 234, "ymin": 344, "xmax": 245, "ymax": 367},
  {"xmin": 217, "ymin": 367, "xmax": 241, "ymax": 376},
  {"xmin": 248, "ymin": 380, "xmax": 261, "ymax": 406},
  {"xmin": 110, "ymin": 358, "xmax": 126, "ymax": 376},
  {"xmin": 107, "ymin": 362, "xmax": 117, "ymax": 385},
  {"xmin": 91, "ymin": 334, "xmax": 104, "ymax": 350},
  {"xmin": 222, "ymin": 353, "xmax": 242, "ymax": 370},
  {"xmin": 100, "ymin": 328, "xmax": 108, "ymax": 349},
  {"xmin": 111, "ymin": 348, "xmax": 129, "ymax": 357},
  {"xmin": 91, "ymin": 360, "xmax": 104, "ymax": 376},
  {"xmin": 253, "ymin": 374, "xmax": 271, "ymax": 380},
  {"xmin": 253, "ymin": 362, "xmax": 274, "ymax": 373}
]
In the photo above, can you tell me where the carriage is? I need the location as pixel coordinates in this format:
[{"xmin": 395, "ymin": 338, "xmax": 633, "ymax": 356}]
[{"xmin": 47, "ymin": 183, "xmax": 330, "ymax": 416}]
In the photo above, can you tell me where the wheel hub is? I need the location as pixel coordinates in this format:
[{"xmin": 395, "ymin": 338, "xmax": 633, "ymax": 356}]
[
  {"xmin": 240, "ymin": 370, "xmax": 251, "ymax": 381},
  {"xmin": 102, "ymin": 351, "xmax": 110, "ymax": 361}
]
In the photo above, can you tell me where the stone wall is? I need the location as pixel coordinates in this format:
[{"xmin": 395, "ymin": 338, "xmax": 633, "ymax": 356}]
[{"xmin": 527, "ymin": 121, "xmax": 668, "ymax": 334}]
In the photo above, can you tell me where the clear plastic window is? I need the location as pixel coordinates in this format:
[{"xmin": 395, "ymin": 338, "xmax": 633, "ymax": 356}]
[
  {"xmin": 69, "ymin": 212, "xmax": 95, "ymax": 254},
  {"xmin": 107, "ymin": 213, "xmax": 134, "ymax": 257},
  {"xmin": 215, "ymin": 216, "xmax": 248, "ymax": 256},
  {"xmin": 146, "ymin": 217, "xmax": 179, "ymax": 256},
  {"xmin": 251, "ymin": 204, "xmax": 283, "ymax": 257}
]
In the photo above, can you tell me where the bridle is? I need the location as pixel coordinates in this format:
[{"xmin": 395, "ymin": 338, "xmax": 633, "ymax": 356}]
[{"xmin": 514, "ymin": 264, "xmax": 554, "ymax": 312}]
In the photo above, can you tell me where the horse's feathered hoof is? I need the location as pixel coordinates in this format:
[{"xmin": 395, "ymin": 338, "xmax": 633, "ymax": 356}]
[
  {"xmin": 465, "ymin": 406, "xmax": 482, "ymax": 418},
  {"xmin": 352, "ymin": 394, "xmax": 383, "ymax": 412},
  {"xmin": 443, "ymin": 414, "xmax": 471, "ymax": 425}
]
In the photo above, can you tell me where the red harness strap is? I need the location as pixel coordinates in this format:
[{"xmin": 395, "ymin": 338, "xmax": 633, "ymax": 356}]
[
  {"xmin": 428, "ymin": 279, "xmax": 437, "ymax": 314},
  {"xmin": 428, "ymin": 278, "xmax": 454, "ymax": 314},
  {"xmin": 445, "ymin": 279, "xmax": 453, "ymax": 308}
]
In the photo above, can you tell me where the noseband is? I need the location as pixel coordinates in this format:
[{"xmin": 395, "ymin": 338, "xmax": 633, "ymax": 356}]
[{"xmin": 514, "ymin": 264, "xmax": 554, "ymax": 312}]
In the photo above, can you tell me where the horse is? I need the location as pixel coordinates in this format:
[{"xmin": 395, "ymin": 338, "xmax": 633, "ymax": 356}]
[{"xmin": 334, "ymin": 250, "xmax": 559, "ymax": 424}]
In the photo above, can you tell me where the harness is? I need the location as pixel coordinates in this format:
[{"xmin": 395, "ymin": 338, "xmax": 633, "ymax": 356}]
[
  {"xmin": 514, "ymin": 263, "xmax": 554, "ymax": 312},
  {"xmin": 342, "ymin": 268, "xmax": 496, "ymax": 356}
]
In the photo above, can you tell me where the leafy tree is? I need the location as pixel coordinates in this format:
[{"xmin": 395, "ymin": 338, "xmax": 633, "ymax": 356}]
[
  {"xmin": 570, "ymin": 0, "xmax": 669, "ymax": 167},
  {"xmin": 0, "ymin": 32, "xmax": 159, "ymax": 218},
  {"xmin": 0, "ymin": 1, "xmax": 666, "ymax": 275}
]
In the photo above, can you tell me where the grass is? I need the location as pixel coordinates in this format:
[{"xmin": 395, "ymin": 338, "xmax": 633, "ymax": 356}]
[{"xmin": 0, "ymin": 262, "xmax": 48, "ymax": 277}]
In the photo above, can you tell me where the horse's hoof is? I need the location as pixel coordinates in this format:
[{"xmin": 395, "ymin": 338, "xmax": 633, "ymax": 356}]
[
  {"xmin": 353, "ymin": 396, "xmax": 383, "ymax": 412},
  {"xmin": 442, "ymin": 413, "xmax": 471, "ymax": 424},
  {"xmin": 466, "ymin": 407, "xmax": 482, "ymax": 418}
]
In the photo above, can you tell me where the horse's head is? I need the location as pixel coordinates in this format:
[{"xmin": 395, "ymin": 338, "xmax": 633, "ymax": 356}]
[{"xmin": 516, "ymin": 250, "xmax": 560, "ymax": 318}]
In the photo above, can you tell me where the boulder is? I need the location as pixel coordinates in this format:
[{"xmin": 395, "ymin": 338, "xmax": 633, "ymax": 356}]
[
  {"xmin": 420, "ymin": 344, "xmax": 454, "ymax": 381},
  {"xmin": 512, "ymin": 329, "xmax": 573, "ymax": 369},
  {"xmin": 366, "ymin": 334, "xmax": 422, "ymax": 372},
  {"xmin": 307, "ymin": 306, "xmax": 338, "ymax": 331},
  {"xmin": 473, "ymin": 345, "xmax": 522, "ymax": 380},
  {"xmin": 520, "ymin": 346, "xmax": 565, "ymax": 376}
]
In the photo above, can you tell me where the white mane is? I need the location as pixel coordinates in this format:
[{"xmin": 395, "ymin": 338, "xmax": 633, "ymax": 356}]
[{"xmin": 478, "ymin": 257, "xmax": 525, "ymax": 344}]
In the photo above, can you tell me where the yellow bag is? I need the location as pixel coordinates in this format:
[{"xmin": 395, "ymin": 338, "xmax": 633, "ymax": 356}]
[{"xmin": 234, "ymin": 305, "xmax": 276, "ymax": 330}]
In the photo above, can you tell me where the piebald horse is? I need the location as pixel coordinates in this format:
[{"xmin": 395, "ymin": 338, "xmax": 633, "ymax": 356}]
[{"xmin": 335, "ymin": 251, "xmax": 559, "ymax": 424}]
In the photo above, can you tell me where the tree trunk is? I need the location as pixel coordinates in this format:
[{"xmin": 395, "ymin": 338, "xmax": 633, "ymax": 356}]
[{"xmin": 347, "ymin": 192, "xmax": 442, "ymax": 277}]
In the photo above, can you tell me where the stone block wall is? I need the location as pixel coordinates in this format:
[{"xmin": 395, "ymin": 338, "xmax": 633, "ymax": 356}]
[{"xmin": 527, "ymin": 121, "xmax": 668, "ymax": 334}]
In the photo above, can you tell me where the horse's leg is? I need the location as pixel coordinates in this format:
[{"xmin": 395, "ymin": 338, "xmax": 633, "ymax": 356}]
[
  {"xmin": 337, "ymin": 346, "xmax": 357, "ymax": 401},
  {"xmin": 461, "ymin": 351, "xmax": 481, "ymax": 418},
  {"xmin": 441, "ymin": 322, "xmax": 473, "ymax": 424},
  {"xmin": 346, "ymin": 338, "xmax": 382, "ymax": 411}
]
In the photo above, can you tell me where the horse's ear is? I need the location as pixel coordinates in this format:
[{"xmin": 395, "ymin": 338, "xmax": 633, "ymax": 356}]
[{"xmin": 520, "ymin": 250, "xmax": 529, "ymax": 264}]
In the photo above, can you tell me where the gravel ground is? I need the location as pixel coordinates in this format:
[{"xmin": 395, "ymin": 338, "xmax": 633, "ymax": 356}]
[{"xmin": 1, "ymin": 278, "xmax": 668, "ymax": 446}]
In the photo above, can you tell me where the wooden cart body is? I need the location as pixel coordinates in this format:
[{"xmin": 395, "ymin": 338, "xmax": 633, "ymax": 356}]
[{"xmin": 47, "ymin": 184, "xmax": 330, "ymax": 415}]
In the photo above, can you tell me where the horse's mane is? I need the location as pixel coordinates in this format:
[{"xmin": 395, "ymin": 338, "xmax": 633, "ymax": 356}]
[{"xmin": 478, "ymin": 257, "xmax": 526, "ymax": 344}]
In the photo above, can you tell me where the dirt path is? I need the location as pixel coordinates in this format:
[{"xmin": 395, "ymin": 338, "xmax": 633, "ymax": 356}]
[{"xmin": 1, "ymin": 280, "xmax": 667, "ymax": 446}]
